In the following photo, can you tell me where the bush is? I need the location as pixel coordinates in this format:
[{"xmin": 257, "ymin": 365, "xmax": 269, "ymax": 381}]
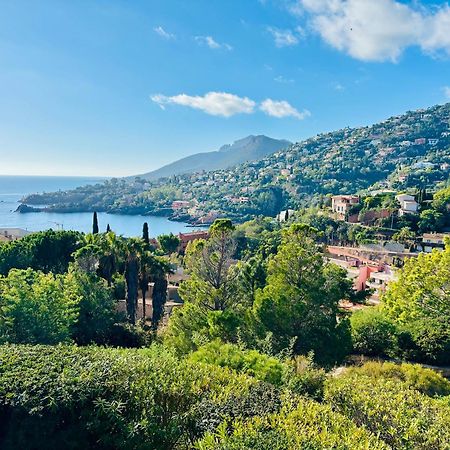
[
  {"xmin": 0, "ymin": 344, "xmax": 255, "ymax": 449},
  {"xmin": 189, "ymin": 341, "xmax": 285, "ymax": 385},
  {"xmin": 350, "ymin": 308, "xmax": 397, "ymax": 356},
  {"xmin": 189, "ymin": 342, "xmax": 327, "ymax": 399},
  {"xmin": 195, "ymin": 399, "xmax": 389, "ymax": 450},
  {"xmin": 325, "ymin": 373, "xmax": 450, "ymax": 449},
  {"xmin": 347, "ymin": 361, "xmax": 450, "ymax": 397}
]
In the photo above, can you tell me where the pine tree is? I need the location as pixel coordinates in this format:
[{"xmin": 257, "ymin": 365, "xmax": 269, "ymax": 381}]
[
  {"xmin": 106, "ymin": 224, "xmax": 111, "ymax": 233},
  {"xmin": 92, "ymin": 212, "xmax": 99, "ymax": 234},
  {"xmin": 142, "ymin": 222, "xmax": 149, "ymax": 245}
]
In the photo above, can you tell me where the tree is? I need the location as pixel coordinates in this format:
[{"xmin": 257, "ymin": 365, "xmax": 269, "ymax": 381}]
[
  {"xmin": 142, "ymin": 222, "xmax": 150, "ymax": 245},
  {"xmin": 92, "ymin": 211, "xmax": 99, "ymax": 234},
  {"xmin": 392, "ymin": 227, "xmax": 416, "ymax": 250},
  {"xmin": 253, "ymin": 224, "xmax": 352, "ymax": 365},
  {"xmin": 158, "ymin": 233, "xmax": 180, "ymax": 254},
  {"xmin": 0, "ymin": 230, "xmax": 82, "ymax": 275},
  {"xmin": 66, "ymin": 269, "xmax": 117, "ymax": 345},
  {"xmin": 418, "ymin": 209, "xmax": 445, "ymax": 233},
  {"xmin": 0, "ymin": 269, "xmax": 79, "ymax": 344},
  {"xmin": 124, "ymin": 239, "xmax": 141, "ymax": 325},
  {"xmin": 179, "ymin": 219, "xmax": 238, "ymax": 312},
  {"xmin": 382, "ymin": 239, "xmax": 450, "ymax": 364},
  {"xmin": 106, "ymin": 223, "xmax": 111, "ymax": 233},
  {"xmin": 150, "ymin": 256, "xmax": 171, "ymax": 330}
]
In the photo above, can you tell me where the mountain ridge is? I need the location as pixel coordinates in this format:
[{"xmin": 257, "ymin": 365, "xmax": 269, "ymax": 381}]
[{"xmin": 136, "ymin": 135, "xmax": 291, "ymax": 180}]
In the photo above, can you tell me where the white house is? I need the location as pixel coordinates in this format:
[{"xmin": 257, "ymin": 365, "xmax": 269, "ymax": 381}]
[
  {"xmin": 412, "ymin": 161, "xmax": 435, "ymax": 170},
  {"xmin": 396, "ymin": 194, "xmax": 419, "ymax": 216}
]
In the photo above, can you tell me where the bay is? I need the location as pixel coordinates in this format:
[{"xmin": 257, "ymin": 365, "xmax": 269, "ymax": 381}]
[{"xmin": 0, "ymin": 175, "xmax": 194, "ymax": 237}]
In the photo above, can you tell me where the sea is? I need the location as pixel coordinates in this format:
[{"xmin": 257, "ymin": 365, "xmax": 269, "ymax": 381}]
[{"xmin": 0, "ymin": 175, "xmax": 193, "ymax": 237}]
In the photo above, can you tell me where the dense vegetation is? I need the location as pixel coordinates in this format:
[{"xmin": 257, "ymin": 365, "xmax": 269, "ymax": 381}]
[
  {"xmin": 21, "ymin": 103, "xmax": 450, "ymax": 223},
  {"xmin": 1, "ymin": 216, "xmax": 450, "ymax": 448}
]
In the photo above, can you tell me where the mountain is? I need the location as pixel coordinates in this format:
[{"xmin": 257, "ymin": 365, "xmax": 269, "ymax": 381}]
[
  {"xmin": 21, "ymin": 103, "xmax": 450, "ymax": 222},
  {"xmin": 136, "ymin": 135, "xmax": 291, "ymax": 180}
]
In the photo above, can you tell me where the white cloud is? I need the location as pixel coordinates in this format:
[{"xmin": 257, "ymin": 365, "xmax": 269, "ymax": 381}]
[
  {"xmin": 444, "ymin": 86, "xmax": 450, "ymax": 99},
  {"xmin": 274, "ymin": 75, "xmax": 295, "ymax": 83},
  {"xmin": 260, "ymin": 99, "xmax": 310, "ymax": 119},
  {"xmin": 154, "ymin": 26, "xmax": 175, "ymax": 40},
  {"xmin": 290, "ymin": 0, "xmax": 450, "ymax": 62},
  {"xmin": 195, "ymin": 35, "xmax": 233, "ymax": 50},
  {"xmin": 150, "ymin": 92, "xmax": 255, "ymax": 117},
  {"xmin": 267, "ymin": 27, "xmax": 302, "ymax": 47}
]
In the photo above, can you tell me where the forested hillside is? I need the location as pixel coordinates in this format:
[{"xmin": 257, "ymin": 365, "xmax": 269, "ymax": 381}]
[{"xmin": 22, "ymin": 103, "xmax": 450, "ymax": 222}]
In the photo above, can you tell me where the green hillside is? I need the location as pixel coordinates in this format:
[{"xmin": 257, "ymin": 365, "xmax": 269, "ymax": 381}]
[{"xmin": 22, "ymin": 103, "xmax": 450, "ymax": 222}]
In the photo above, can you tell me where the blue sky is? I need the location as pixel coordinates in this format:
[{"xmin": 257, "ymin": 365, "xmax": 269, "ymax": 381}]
[{"xmin": 1, "ymin": 0, "xmax": 450, "ymax": 176}]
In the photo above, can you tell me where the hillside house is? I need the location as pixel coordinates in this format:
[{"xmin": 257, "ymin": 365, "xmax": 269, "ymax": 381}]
[
  {"xmin": 396, "ymin": 194, "xmax": 418, "ymax": 216},
  {"xmin": 412, "ymin": 161, "xmax": 435, "ymax": 170},
  {"xmin": 331, "ymin": 195, "xmax": 360, "ymax": 220},
  {"xmin": 0, "ymin": 228, "xmax": 31, "ymax": 241},
  {"xmin": 419, "ymin": 233, "xmax": 450, "ymax": 252},
  {"xmin": 172, "ymin": 200, "xmax": 191, "ymax": 209},
  {"xmin": 178, "ymin": 230, "xmax": 210, "ymax": 253},
  {"xmin": 277, "ymin": 209, "xmax": 295, "ymax": 222}
]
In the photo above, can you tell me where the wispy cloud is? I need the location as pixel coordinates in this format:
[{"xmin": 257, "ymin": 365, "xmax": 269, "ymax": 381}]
[
  {"xmin": 274, "ymin": 75, "xmax": 295, "ymax": 84},
  {"xmin": 444, "ymin": 86, "xmax": 450, "ymax": 99},
  {"xmin": 333, "ymin": 82, "xmax": 345, "ymax": 91},
  {"xmin": 154, "ymin": 26, "xmax": 175, "ymax": 40},
  {"xmin": 151, "ymin": 91, "xmax": 310, "ymax": 120},
  {"xmin": 195, "ymin": 35, "xmax": 232, "ymax": 50},
  {"xmin": 260, "ymin": 99, "xmax": 311, "ymax": 119},
  {"xmin": 267, "ymin": 27, "xmax": 302, "ymax": 47},
  {"xmin": 150, "ymin": 92, "xmax": 255, "ymax": 117},
  {"xmin": 288, "ymin": 0, "xmax": 450, "ymax": 62}
]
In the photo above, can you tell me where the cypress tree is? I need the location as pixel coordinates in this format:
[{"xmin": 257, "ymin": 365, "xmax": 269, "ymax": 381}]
[
  {"xmin": 106, "ymin": 223, "xmax": 111, "ymax": 233},
  {"xmin": 92, "ymin": 212, "xmax": 99, "ymax": 234},
  {"xmin": 142, "ymin": 222, "xmax": 149, "ymax": 245}
]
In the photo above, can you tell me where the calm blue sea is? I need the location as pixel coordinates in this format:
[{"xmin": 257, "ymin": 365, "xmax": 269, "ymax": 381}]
[{"xmin": 0, "ymin": 175, "xmax": 192, "ymax": 237}]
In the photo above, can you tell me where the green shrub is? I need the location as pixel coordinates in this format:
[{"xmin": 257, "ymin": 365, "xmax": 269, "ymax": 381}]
[
  {"xmin": 0, "ymin": 344, "xmax": 254, "ymax": 449},
  {"xmin": 350, "ymin": 307, "xmax": 397, "ymax": 356},
  {"xmin": 195, "ymin": 399, "xmax": 388, "ymax": 450},
  {"xmin": 347, "ymin": 361, "xmax": 450, "ymax": 397},
  {"xmin": 189, "ymin": 342, "xmax": 327, "ymax": 399},
  {"xmin": 325, "ymin": 374, "xmax": 450, "ymax": 449},
  {"xmin": 189, "ymin": 341, "xmax": 285, "ymax": 385}
]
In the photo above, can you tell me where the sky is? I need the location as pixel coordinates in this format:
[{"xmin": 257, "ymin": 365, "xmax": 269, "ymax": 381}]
[{"xmin": 1, "ymin": 0, "xmax": 450, "ymax": 177}]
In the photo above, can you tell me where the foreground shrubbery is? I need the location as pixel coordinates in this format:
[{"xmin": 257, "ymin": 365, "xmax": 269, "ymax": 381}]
[
  {"xmin": 1, "ymin": 345, "xmax": 449, "ymax": 449},
  {"xmin": 0, "ymin": 344, "xmax": 255, "ymax": 449},
  {"xmin": 346, "ymin": 361, "xmax": 450, "ymax": 397},
  {"xmin": 189, "ymin": 340, "xmax": 326, "ymax": 399},
  {"xmin": 196, "ymin": 400, "xmax": 389, "ymax": 450},
  {"xmin": 325, "ymin": 372, "xmax": 450, "ymax": 449}
]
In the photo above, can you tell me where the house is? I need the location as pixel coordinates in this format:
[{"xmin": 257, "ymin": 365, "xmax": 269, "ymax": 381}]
[
  {"xmin": 178, "ymin": 230, "xmax": 210, "ymax": 253},
  {"xmin": 441, "ymin": 163, "xmax": 450, "ymax": 171},
  {"xmin": 171, "ymin": 200, "xmax": 191, "ymax": 210},
  {"xmin": 419, "ymin": 233, "xmax": 450, "ymax": 252},
  {"xmin": 331, "ymin": 195, "xmax": 360, "ymax": 220},
  {"xmin": 396, "ymin": 194, "xmax": 418, "ymax": 216},
  {"xmin": 414, "ymin": 138, "xmax": 426, "ymax": 145},
  {"xmin": 277, "ymin": 209, "xmax": 295, "ymax": 222},
  {"xmin": 412, "ymin": 161, "xmax": 435, "ymax": 170},
  {"xmin": 428, "ymin": 138, "xmax": 439, "ymax": 146},
  {"xmin": 0, "ymin": 228, "xmax": 31, "ymax": 241},
  {"xmin": 399, "ymin": 140, "xmax": 412, "ymax": 147}
]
